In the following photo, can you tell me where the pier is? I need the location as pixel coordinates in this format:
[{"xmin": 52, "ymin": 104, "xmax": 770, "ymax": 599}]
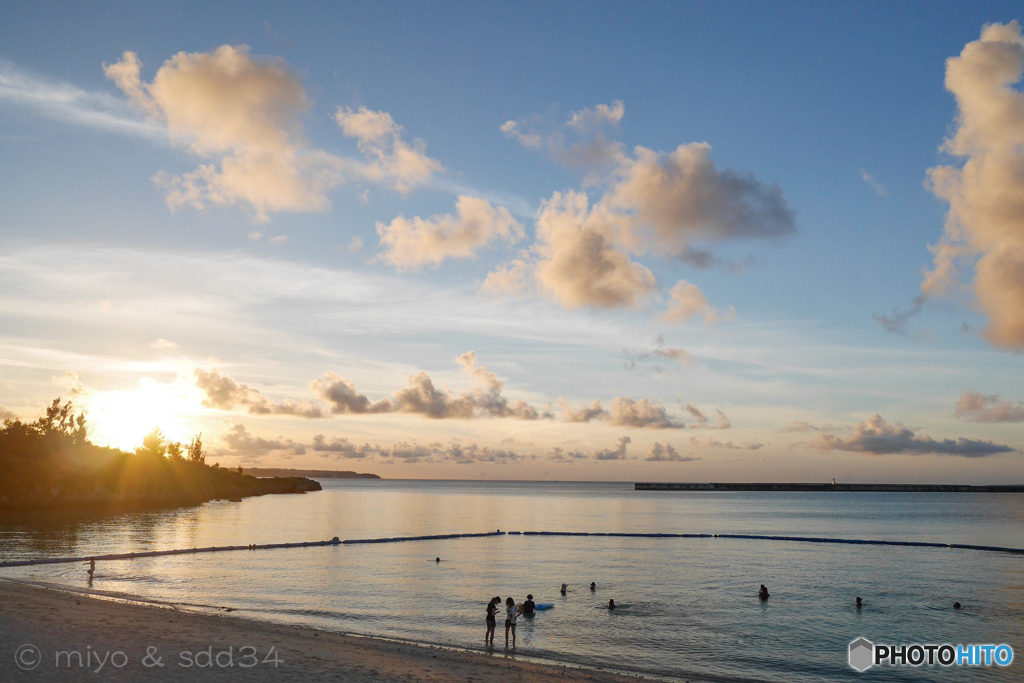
[{"xmin": 634, "ymin": 482, "xmax": 1024, "ymax": 492}]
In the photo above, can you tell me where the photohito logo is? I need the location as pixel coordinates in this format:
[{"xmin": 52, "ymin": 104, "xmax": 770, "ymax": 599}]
[{"xmin": 849, "ymin": 638, "xmax": 1014, "ymax": 671}]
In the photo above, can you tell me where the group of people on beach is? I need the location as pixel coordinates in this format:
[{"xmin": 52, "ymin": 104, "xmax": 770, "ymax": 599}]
[
  {"xmin": 486, "ymin": 583, "xmax": 617, "ymax": 648},
  {"xmin": 485, "ymin": 595, "xmax": 533, "ymax": 647}
]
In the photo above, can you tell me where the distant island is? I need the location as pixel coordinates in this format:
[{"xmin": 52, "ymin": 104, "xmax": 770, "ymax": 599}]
[
  {"xmin": 244, "ymin": 468, "xmax": 381, "ymax": 479},
  {"xmin": 0, "ymin": 398, "xmax": 321, "ymax": 512}
]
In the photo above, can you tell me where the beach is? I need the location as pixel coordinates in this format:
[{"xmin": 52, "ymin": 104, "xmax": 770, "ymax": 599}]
[{"xmin": 0, "ymin": 580, "xmax": 648, "ymax": 682}]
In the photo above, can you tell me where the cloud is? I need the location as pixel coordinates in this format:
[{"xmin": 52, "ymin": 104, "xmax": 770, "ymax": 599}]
[
  {"xmin": 608, "ymin": 397, "xmax": 683, "ymax": 429},
  {"xmin": 815, "ymin": 414, "xmax": 1015, "ymax": 457},
  {"xmin": 606, "ymin": 142, "xmax": 795, "ymax": 257},
  {"xmin": 248, "ymin": 231, "xmax": 262, "ymax": 240},
  {"xmin": 0, "ymin": 59, "xmax": 165, "ymax": 139},
  {"xmin": 954, "ymin": 392, "xmax": 1024, "ymax": 423},
  {"xmin": 685, "ymin": 403, "xmax": 731, "ymax": 429},
  {"xmin": 624, "ymin": 335, "xmax": 692, "ymax": 371},
  {"xmin": 922, "ymin": 22, "xmax": 1024, "ymax": 350},
  {"xmin": 269, "ymin": 235, "xmax": 289, "ymax": 245},
  {"xmin": 525, "ymin": 190, "xmax": 657, "ymax": 309},
  {"xmin": 194, "ymin": 368, "xmax": 328, "ymax": 418},
  {"xmin": 310, "ymin": 434, "xmax": 375, "ymax": 459},
  {"xmin": 546, "ymin": 446, "xmax": 590, "ymax": 463},
  {"xmin": 309, "ymin": 372, "xmax": 394, "ymax": 415},
  {"xmin": 334, "ymin": 105, "xmax": 443, "ymax": 193},
  {"xmin": 661, "ymin": 280, "xmax": 736, "ymax": 325},
  {"xmin": 646, "ymin": 442, "xmax": 699, "ymax": 462},
  {"xmin": 310, "ymin": 433, "xmax": 527, "ymax": 465},
  {"xmin": 780, "ymin": 420, "xmax": 821, "ymax": 433},
  {"xmin": 149, "ymin": 338, "xmax": 178, "ymax": 349},
  {"xmin": 495, "ymin": 103, "xmax": 793, "ymax": 315},
  {"xmin": 688, "ymin": 435, "xmax": 763, "ymax": 450},
  {"xmin": 557, "ymin": 395, "xmax": 683, "ymax": 429},
  {"xmin": 594, "ymin": 435, "xmax": 631, "ymax": 460},
  {"xmin": 346, "ymin": 236, "xmax": 363, "ymax": 254},
  {"xmin": 860, "ymin": 169, "xmax": 889, "ymax": 197},
  {"xmin": 106, "ymin": 46, "xmax": 350, "ymax": 222},
  {"xmin": 219, "ymin": 423, "xmax": 306, "ymax": 457},
  {"xmin": 455, "ymin": 351, "xmax": 502, "ymax": 390},
  {"xmin": 311, "ymin": 353, "xmax": 543, "ymax": 421},
  {"xmin": 502, "ymin": 101, "xmax": 626, "ymax": 174},
  {"xmin": 0, "ymin": 406, "xmax": 16, "ymax": 421},
  {"xmin": 376, "ymin": 195, "xmax": 524, "ymax": 270},
  {"xmin": 53, "ymin": 371, "xmax": 88, "ymax": 397},
  {"xmin": 558, "ymin": 398, "xmax": 609, "ymax": 423}
]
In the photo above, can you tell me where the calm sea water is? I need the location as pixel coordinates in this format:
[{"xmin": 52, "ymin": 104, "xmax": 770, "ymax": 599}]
[{"xmin": 1, "ymin": 480, "xmax": 1023, "ymax": 682}]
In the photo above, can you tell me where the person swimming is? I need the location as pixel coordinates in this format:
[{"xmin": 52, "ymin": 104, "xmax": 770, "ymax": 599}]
[
  {"xmin": 560, "ymin": 583, "xmax": 567, "ymax": 595},
  {"xmin": 590, "ymin": 582, "xmax": 596, "ymax": 591},
  {"xmin": 758, "ymin": 584, "xmax": 769, "ymax": 600},
  {"xmin": 855, "ymin": 597, "xmax": 863, "ymax": 608},
  {"xmin": 953, "ymin": 601, "xmax": 962, "ymax": 609},
  {"xmin": 608, "ymin": 599, "xmax": 616, "ymax": 609},
  {"xmin": 435, "ymin": 557, "xmax": 440, "ymax": 563},
  {"xmin": 522, "ymin": 594, "xmax": 536, "ymax": 615}
]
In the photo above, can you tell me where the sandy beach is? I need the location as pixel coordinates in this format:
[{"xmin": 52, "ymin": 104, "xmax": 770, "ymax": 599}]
[{"xmin": 0, "ymin": 580, "xmax": 651, "ymax": 682}]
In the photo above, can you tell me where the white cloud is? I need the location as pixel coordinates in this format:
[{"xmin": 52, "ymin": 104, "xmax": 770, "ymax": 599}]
[
  {"xmin": 684, "ymin": 403, "xmax": 731, "ymax": 429},
  {"xmin": 594, "ymin": 435, "xmax": 631, "ymax": 460},
  {"xmin": 0, "ymin": 60, "xmax": 165, "ymax": 140},
  {"xmin": 815, "ymin": 414, "xmax": 1014, "ymax": 457},
  {"xmin": 269, "ymin": 235, "xmax": 289, "ymax": 245},
  {"xmin": 646, "ymin": 442, "xmax": 699, "ymax": 462},
  {"xmin": 194, "ymin": 368, "xmax": 328, "ymax": 418},
  {"xmin": 106, "ymin": 46, "xmax": 353, "ymax": 223},
  {"xmin": 346, "ymin": 236, "xmax": 364, "ymax": 254},
  {"xmin": 501, "ymin": 190, "xmax": 656, "ymax": 309},
  {"xmin": 608, "ymin": 397, "xmax": 683, "ymax": 429},
  {"xmin": 248, "ymin": 231, "xmax": 263, "ymax": 241},
  {"xmin": 860, "ymin": 169, "xmax": 889, "ymax": 197},
  {"xmin": 923, "ymin": 21, "xmax": 1024, "ymax": 350},
  {"xmin": 0, "ymin": 405, "xmax": 17, "ymax": 421},
  {"xmin": 219, "ymin": 423, "xmax": 306, "ymax": 458},
  {"xmin": 376, "ymin": 195, "xmax": 524, "ymax": 271},
  {"xmin": 149, "ymin": 338, "xmax": 178, "ymax": 349},
  {"xmin": 954, "ymin": 391, "xmax": 1024, "ymax": 423},
  {"xmin": 661, "ymin": 280, "xmax": 735, "ymax": 325},
  {"xmin": 335, "ymin": 105, "xmax": 443, "ymax": 193}
]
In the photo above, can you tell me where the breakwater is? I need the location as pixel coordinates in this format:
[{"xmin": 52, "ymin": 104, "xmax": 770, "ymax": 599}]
[{"xmin": 635, "ymin": 482, "xmax": 1024, "ymax": 492}]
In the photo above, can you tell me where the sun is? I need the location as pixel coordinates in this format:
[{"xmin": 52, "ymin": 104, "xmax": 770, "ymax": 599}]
[{"xmin": 84, "ymin": 378, "xmax": 198, "ymax": 451}]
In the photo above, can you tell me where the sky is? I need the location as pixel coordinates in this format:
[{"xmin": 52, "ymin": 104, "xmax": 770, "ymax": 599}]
[{"xmin": 1, "ymin": 1, "xmax": 1023, "ymax": 482}]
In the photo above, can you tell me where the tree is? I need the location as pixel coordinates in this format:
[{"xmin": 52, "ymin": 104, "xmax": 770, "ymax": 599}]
[
  {"xmin": 32, "ymin": 398, "xmax": 87, "ymax": 444},
  {"xmin": 138, "ymin": 428, "xmax": 167, "ymax": 458},
  {"xmin": 166, "ymin": 442, "xmax": 184, "ymax": 460},
  {"xmin": 186, "ymin": 433, "xmax": 205, "ymax": 464}
]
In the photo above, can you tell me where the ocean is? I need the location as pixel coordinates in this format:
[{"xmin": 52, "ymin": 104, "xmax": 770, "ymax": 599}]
[{"xmin": 1, "ymin": 480, "xmax": 1022, "ymax": 682}]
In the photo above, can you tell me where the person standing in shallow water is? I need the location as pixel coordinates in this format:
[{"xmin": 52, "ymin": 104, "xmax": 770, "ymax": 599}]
[
  {"xmin": 485, "ymin": 597, "xmax": 499, "ymax": 645},
  {"xmin": 758, "ymin": 585, "xmax": 769, "ymax": 600},
  {"xmin": 504, "ymin": 597, "xmax": 520, "ymax": 647}
]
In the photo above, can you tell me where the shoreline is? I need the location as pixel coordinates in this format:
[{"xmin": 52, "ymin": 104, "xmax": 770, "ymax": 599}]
[{"xmin": 0, "ymin": 579, "xmax": 668, "ymax": 683}]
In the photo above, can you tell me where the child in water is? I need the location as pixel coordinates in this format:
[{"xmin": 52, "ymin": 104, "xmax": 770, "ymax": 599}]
[{"xmin": 505, "ymin": 597, "xmax": 520, "ymax": 647}]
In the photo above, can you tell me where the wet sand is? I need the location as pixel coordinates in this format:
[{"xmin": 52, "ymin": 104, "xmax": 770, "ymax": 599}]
[{"xmin": 0, "ymin": 580, "xmax": 650, "ymax": 682}]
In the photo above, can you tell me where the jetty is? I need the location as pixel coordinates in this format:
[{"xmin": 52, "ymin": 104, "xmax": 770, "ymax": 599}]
[{"xmin": 634, "ymin": 482, "xmax": 1024, "ymax": 492}]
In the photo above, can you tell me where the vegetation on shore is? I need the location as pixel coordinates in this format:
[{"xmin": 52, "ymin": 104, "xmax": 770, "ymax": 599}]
[
  {"xmin": 242, "ymin": 467, "xmax": 381, "ymax": 479},
  {"xmin": 0, "ymin": 399, "xmax": 320, "ymax": 510}
]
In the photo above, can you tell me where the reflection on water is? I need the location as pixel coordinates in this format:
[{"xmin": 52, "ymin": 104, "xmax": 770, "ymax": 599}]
[{"xmin": 2, "ymin": 480, "xmax": 1023, "ymax": 682}]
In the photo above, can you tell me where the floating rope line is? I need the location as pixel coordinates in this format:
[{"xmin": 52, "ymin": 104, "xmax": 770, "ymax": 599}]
[{"xmin": 1, "ymin": 529, "xmax": 1020, "ymax": 568}]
